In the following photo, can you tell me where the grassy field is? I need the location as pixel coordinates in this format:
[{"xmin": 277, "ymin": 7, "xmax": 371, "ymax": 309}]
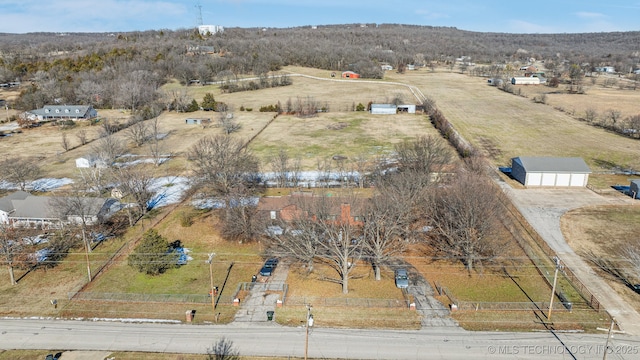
[
  {"xmin": 561, "ymin": 205, "xmax": 640, "ymax": 313},
  {"xmin": 384, "ymin": 69, "xmax": 640, "ymax": 173},
  {"xmin": 249, "ymin": 112, "xmax": 437, "ymax": 168}
]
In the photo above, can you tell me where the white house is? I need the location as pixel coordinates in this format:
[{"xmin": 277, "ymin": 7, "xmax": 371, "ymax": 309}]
[
  {"xmin": 370, "ymin": 104, "xmax": 397, "ymax": 115},
  {"xmin": 511, "ymin": 157, "xmax": 591, "ymax": 187}
]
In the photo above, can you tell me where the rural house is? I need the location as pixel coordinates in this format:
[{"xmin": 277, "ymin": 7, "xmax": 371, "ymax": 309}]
[
  {"xmin": 511, "ymin": 156, "xmax": 591, "ymax": 187},
  {"xmin": 0, "ymin": 191, "xmax": 30, "ymax": 224},
  {"xmin": 23, "ymin": 105, "xmax": 98, "ymax": 122},
  {"xmin": 0, "ymin": 191, "xmax": 115, "ymax": 228},
  {"xmin": 258, "ymin": 194, "xmax": 364, "ymax": 226}
]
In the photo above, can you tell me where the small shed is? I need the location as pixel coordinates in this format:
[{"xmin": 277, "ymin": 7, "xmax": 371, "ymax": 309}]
[
  {"xmin": 341, "ymin": 71, "xmax": 360, "ymax": 79},
  {"xmin": 630, "ymin": 180, "xmax": 640, "ymax": 198},
  {"xmin": 511, "ymin": 157, "xmax": 591, "ymax": 187},
  {"xmin": 370, "ymin": 104, "xmax": 397, "ymax": 115}
]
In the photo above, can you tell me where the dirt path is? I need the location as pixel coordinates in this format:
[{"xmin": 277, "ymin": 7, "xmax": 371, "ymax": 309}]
[{"xmin": 500, "ymin": 184, "xmax": 640, "ymax": 335}]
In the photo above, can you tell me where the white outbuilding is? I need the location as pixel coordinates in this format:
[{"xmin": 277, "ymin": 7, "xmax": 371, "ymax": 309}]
[
  {"xmin": 370, "ymin": 104, "xmax": 397, "ymax": 115},
  {"xmin": 511, "ymin": 157, "xmax": 591, "ymax": 187},
  {"xmin": 511, "ymin": 76, "xmax": 540, "ymax": 85}
]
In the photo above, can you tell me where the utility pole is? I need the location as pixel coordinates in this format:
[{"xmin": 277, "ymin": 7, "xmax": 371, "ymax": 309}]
[
  {"xmin": 206, "ymin": 253, "xmax": 216, "ymax": 313},
  {"xmin": 547, "ymin": 257, "xmax": 561, "ymax": 322},
  {"xmin": 304, "ymin": 304, "xmax": 314, "ymax": 360},
  {"xmin": 603, "ymin": 318, "xmax": 615, "ymax": 360}
]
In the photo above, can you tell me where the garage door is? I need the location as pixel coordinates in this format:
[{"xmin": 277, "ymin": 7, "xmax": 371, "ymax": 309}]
[
  {"xmin": 570, "ymin": 173, "xmax": 586, "ymax": 187},
  {"xmin": 527, "ymin": 172, "xmax": 542, "ymax": 186},
  {"xmin": 555, "ymin": 173, "xmax": 571, "ymax": 186},
  {"xmin": 541, "ymin": 173, "xmax": 556, "ymax": 186}
]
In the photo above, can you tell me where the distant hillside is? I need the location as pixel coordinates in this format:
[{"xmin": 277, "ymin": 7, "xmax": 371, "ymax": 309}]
[{"xmin": 1, "ymin": 24, "xmax": 638, "ymax": 111}]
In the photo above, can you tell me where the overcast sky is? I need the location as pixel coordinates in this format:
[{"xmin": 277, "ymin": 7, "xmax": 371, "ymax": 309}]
[{"xmin": 1, "ymin": 0, "xmax": 639, "ymax": 34}]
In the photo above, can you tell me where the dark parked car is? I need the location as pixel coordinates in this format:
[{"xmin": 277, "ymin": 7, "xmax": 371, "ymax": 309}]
[
  {"xmin": 395, "ymin": 268, "xmax": 409, "ymax": 289},
  {"xmin": 259, "ymin": 258, "xmax": 279, "ymax": 276}
]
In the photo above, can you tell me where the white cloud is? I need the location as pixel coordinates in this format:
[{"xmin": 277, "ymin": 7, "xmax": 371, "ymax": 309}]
[
  {"xmin": 0, "ymin": 0, "xmax": 189, "ymax": 33},
  {"xmin": 507, "ymin": 20, "xmax": 557, "ymax": 34},
  {"xmin": 575, "ymin": 11, "xmax": 606, "ymax": 19},
  {"xmin": 415, "ymin": 9, "xmax": 450, "ymax": 20}
]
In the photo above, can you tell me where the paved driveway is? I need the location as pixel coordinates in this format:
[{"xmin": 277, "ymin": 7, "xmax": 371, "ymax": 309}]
[{"xmin": 499, "ymin": 183, "xmax": 640, "ymax": 335}]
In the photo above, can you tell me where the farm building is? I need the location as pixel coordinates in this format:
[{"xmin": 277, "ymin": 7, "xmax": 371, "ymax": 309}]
[
  {"xmin": 370, "ymin": 104, "xmax": 397, "ymax": 115},
  {"xmin": 341, "ymin": 71, "xmax": 360, "ymax": 79},
  {"xmin": 397, "ymin": 104, "xmax": 416, "ymax": 113},
  {"xmin": 511, "ymin": 157, "xmax": 591, "ymax": 187},
  {"xmin": 511, "ymin": 77, "xmax": 540, "ymax": 85},
  {"xmin": 630, "ymin": 180, "xmax": 640, "ymax": 198},
  {"xmin": 185, "ymin": 118, "xmax": 211, "ymax": 125}
]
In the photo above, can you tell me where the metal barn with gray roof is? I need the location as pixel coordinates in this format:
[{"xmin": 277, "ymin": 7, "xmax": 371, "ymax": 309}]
[{"xmin": 511, "ymin": 157, "xmax": 591, "ymax": 187}]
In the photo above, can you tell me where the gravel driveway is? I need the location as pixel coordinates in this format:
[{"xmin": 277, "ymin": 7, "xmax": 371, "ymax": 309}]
[{"xmin": 498, "ymin": 182, "xmax": 640, "ymax": 335}]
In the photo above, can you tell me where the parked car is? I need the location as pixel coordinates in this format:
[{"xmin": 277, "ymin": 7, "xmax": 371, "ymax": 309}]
[
  {"xmin": 395, "ymin": 268, "xmax": 409, "ymax": 289},
  {"xmin": 259, "ymin": 258, "xmax": 279, "ymax": 276}
]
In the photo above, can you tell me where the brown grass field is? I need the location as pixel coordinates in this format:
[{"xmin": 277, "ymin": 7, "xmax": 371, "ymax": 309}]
[
  {"xmin": 2, "ymin": 65, "xmax": 639, "ymax": 334},
  {"xmin": 383, "ymin": 69, "xmax": 640, "ymax": 173},
  {"xmin": 561, "ymin": 206, "xmax": 640, "ymax": 313}
]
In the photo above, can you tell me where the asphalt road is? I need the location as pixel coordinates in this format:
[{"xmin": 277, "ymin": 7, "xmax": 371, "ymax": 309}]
[{"xmin": 2, "ymin": 318, "xmax": 640, "ymax": 360}]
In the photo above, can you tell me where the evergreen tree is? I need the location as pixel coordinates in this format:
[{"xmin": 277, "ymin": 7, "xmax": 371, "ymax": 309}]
[{"xmin": 128, "ymin": 229, "xmax": 178, "ymax": 275}]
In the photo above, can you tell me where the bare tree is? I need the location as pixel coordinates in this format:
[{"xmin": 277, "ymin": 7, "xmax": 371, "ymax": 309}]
[
  {"xmin": 220, "ymin": 191, "xmax": 264, "ymax": 243},
  {"xmin": 91, "ymin": 132, "xmax": 125, "ymax": 166},
  {"xmin": 270, "ymin": 149, "xmax": 291, "ymax": 188},
  {"xmin": 76, "ymin": 129, "xmax": 88, "ymax": 146},
  {"xmin": 188, "ymin": 135, "xmax": 259, "ymax": 197},
  {"xmin": 48, "ymin": 185, "xmax": 109, "ymax": 281},
  {"xmin": 207, "ymin": 337, "xmax": 240, "ymax": 360},
  {"xmin": 61, "ymin": 133, "xmax": 70, "ymax": 152},
  {"xmin": 0, "ymin": 224, "xmax": 27, "ymax": 285},
  {"xmin": 394, "ymin": 135, "xmax": 453, "ymax": 179},
  {"xmin": 268, "ymin": 194, "xmax": 364, "ymax": 294},
  {"xmin": 147, "ymin": 117, "xmax": 165, "ymax": 166},
  {"xmin": 427, "ymin": 171, "xmax": 507, "ymax": 272},
  {"xmin": 126, "ymin": 118, "xmax": 150, "ymax": 147},
  {"xmin": 0, "ymin": 157, "xmax": 41, "ymax": 191},
  {"xmin": 362, "ymin": 193, "xmax": 412, "ymax": 280},
  {"xmin": 218, "ymin": 107, "xmax": 241, "ymax": 135},
  {"xmin": 112, "ymin": 167, "xmax": 156, "ymax": 226},
  {"xmin": 584, "ymin": 108, "xmax": 598, "ymax": 123}
]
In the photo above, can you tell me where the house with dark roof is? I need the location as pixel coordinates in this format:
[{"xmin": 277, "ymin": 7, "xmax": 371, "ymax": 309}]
[
  {"xmin": 22, "ymin": 105, "xmax": 98, "ymax": 122},
  {"xmin": 511, "ymin": 157, "xmax": 591, "ymax": 187},
  {"xmin": 0, "ymin": 191, "xmax": 30, "ymax": 224},
  {"xmin": 0, "ymin": 191, "xmax": 114, "ymax": 229}
]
